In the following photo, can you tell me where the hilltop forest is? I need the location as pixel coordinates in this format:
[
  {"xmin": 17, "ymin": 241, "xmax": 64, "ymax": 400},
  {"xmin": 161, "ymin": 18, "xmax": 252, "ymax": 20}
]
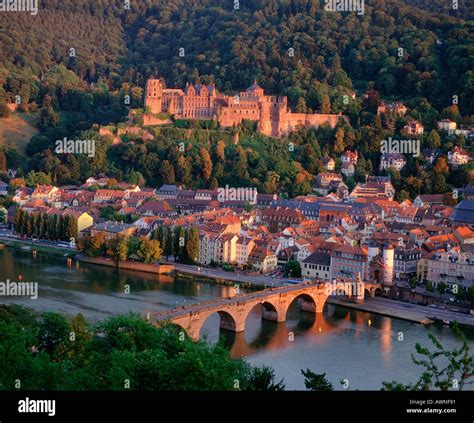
[{"xmin": 0, "ymin": 0, "xmax": 473, "ymax": 199}]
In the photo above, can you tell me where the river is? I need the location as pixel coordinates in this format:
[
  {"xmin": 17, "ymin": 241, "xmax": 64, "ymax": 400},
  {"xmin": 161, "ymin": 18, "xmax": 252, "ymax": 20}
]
[{"xmin": 1, "ymin": 248, "xmax": 473, "ymax": 390}]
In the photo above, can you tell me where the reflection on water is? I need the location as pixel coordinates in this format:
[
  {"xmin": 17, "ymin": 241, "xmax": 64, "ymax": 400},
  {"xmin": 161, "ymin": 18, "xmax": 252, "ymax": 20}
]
[
  {"xmin": 200, "ymin": 304, "xmax": 397, "ymax": 358},
  {"xmin": 0, "ymin": 249, "xmax": 241, "ymax": 320},
  {"xmin": 1, "ymin": 249, "xmax": 473, "ymax": 390}
]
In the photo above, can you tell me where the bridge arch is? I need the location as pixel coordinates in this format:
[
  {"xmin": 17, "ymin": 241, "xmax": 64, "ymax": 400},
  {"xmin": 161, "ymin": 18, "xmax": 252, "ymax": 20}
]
[
  {"xmin": 283, "ymin": 292, "xmax": 319, "ymax": 317},
  {"xmin": 198, "ymin": 309, "xmax": 242, "ymax": 341},
  {"xmin": 259, "ymin": 300, "xmax": 284, "ymax": 322},
  {"xmin": 242, "ymin": 299, "xmax": 284, "ymax": 326}
]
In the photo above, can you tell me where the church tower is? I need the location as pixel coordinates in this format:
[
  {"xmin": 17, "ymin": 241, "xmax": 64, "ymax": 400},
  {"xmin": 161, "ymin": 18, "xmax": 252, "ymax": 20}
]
[{"xmin": 145, "ymin": 78, "xmax": 163, "ymax": 114}]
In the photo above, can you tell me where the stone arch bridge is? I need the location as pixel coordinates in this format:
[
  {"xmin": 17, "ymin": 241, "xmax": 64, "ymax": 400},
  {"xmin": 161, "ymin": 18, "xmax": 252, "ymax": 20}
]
[{"xmin": 151, "ymin": 279, "xmax": 380, "ymax": 341}]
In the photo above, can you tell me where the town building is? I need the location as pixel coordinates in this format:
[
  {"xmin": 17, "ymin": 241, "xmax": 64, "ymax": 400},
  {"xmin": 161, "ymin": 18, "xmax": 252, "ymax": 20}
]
[
  {"xmin": 377, "ymin": 101, "xmax": 408, "ymax": 116},
  {"xmin": 322, "ymin": 157, "xmax": 336, "ymax": 171},
  {"xmin": 90, "ymin": 221, "xmax": 137, "ymax": 240},
  {"xmin": 341, "ymin": 163, "xmax": 355, "ymax": 178},
  {"xmin": 423, "ymin": 149, "xmax": 441, "ymax": 166},
  {"xmin": 379, "ymin": 153, "xmax": 407, "ymax": 171},
  {"xmin": 329, "ymin": 244, "xmax": 369, "ymax": 281},
  {"xmin": 414, "ymin": 194, "xmax": 445, "ymax": 208},
  {"xmin": 438, "ymin": 119, "xmax": 457, "ymax": 134},
  {"xmin": 423, "ymin": 249, "xmax": 474, "ymax": 290},
  {"xmin": 31, "ymin": 185, "xmax": 59, "ymax": 200},
  {"xmin": 350, "ymin": 176, "xmax": 395, "ymax": 200},
  {"xmin": 451, "ymin": 200, "xmax": 474, "ymax": 228},
  {"xmin": 313, "ymin": 173, "xmax": 345, "ymax": 196},
  {"xmin": 302, "ymin": 251, "xmax": 331, "ymax": 280},
  {"xmin": 341, "ymin": 150, "xmax": 358, "ymax": 165},
  {"xmin": 448, "ymin": 146, "xmax": 470, "ymax": 167},
  {"xmin": 394, "ymin": 246, "xmax": 422, "ymax": 278},
  {"xmin": 0, "ymin": 181, "xmax": 8, "ymax": 196},
  {"xmin": 247, "ymin": 246, "xmax": 278, "ymax": 273}
]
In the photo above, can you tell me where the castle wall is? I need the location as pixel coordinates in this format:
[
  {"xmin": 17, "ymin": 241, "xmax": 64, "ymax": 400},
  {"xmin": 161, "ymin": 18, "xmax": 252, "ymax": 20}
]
[
  {"xmin": 283, "ymin": 113, "xmax": 345, "ymax": 135},
  {"xmin": 219, "ymin": 105, "xmax": 260, "ymax": 128},
  {"xmin": 143, "ymin": 115, "xmax": 172, "ymax": 126}
]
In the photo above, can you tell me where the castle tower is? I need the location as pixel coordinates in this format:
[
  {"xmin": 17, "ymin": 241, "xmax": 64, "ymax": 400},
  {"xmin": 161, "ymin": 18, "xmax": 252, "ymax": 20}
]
[
  {"xmin": 382, "ymin": 244, "xmax": 395, "ymax": 286},
  {"xmin": 276, "ymin": 96, "xmax": 288, "ymax": 137},
  {"xmin": 145, "ymin": 78, "xmax": 163, "ymax": 114},
  {"xmin": 258, "ymin": 98, "xmax": 271, "ymax": 136},
  {"xmin": 247, "ymin": 79, "xmax": 264, "ymax": 98}
]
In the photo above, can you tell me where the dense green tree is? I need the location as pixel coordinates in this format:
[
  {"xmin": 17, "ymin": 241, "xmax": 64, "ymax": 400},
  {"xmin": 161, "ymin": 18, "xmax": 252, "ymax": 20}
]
[
  {"xmin": 185, "ymin": 227, "xmax": 199, "ymax": 264},
  {"xmin": 437, "ymin": 282, "xmax": 447, "ymax": 295},
  {"xmin": 301, "ymin": 370, "xmax": 334, "ymax": 391},
  {"xmin": 426, "ymin": 130, "xmax": 441, "ymax": 149},
  {"xmin": 107, "ymin": 236, "xmax": 130, "ymax": 268},
  {"xmin": 25, "ymin": 171, "xmax": 51, "ymax": 187},
  {"xmin": 245, "ymin": 366, "xmax": 285, "ymax": 391},
  {"xmin": 0, "ymin": 307, "xmax": 284, "ymax": 391},
  {"xmin": 136, "ymin": 237, "xmax": 162, "ymax": 264},
  {"xmin": 199, "ymin": 148, "xmax": 213, "ymax": 182},
  {"xmin": 284, "ymin": 260, "xmax": 301, "ymax": 278},
  {"xmin": 159, "ymin": 160, "xmax": 176, "ymax": 184},
  {"xmin": 36, "ymin": 312, "xmax": 73, "ymax": 361}
]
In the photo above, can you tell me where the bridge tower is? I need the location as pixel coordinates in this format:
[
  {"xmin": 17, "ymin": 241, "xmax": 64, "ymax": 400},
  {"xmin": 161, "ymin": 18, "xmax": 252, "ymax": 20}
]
[
  {"xmin": 383, "ymin": 244, "xmax": 395, "ymax": 286},
  {"xmin": 354, "ymin": 273, "xmax": 365, "ymax": 303}
]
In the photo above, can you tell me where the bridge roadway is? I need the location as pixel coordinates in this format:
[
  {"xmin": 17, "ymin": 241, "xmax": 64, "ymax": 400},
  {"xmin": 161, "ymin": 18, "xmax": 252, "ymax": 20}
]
[{"xmin": 150, "ymin": 279, "xmax": 377, "ymax": 341}]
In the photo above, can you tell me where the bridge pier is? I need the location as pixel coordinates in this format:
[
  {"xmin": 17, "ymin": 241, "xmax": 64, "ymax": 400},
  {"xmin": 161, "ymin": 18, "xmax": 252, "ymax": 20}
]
[
  {"xmin": 186, "ymin": 327, "xmax": 201, "ymax": 342},
  {"xmin": 260, "ymin": 301, "xmax": 286, "ymax": 323},
  {"xmin": 262, "ymin": 308, "xmax": 285, "ymax": 323},
  {"xmin": 219, "ymin": 318, "xmax": 245, "ymax": 333},
  {"xmin": 352, "ymin": 281, "xmax": 365, "ymax": 303},
  {"xmin": 298, "ymin": 298, "xmax": 317, "ymax": 313}
]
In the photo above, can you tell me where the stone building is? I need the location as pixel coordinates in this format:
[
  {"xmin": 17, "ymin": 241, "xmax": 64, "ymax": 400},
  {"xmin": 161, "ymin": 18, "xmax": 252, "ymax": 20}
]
[{"xmin": 144, "ymin": 77, "xmax": 346, "ymax": 137}]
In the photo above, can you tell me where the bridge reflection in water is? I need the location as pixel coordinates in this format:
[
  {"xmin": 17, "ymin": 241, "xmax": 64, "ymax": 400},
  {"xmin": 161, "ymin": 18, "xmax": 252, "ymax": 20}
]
[{"xmin": 200, "ymin": 302, "xmax": 394, "ymax": 359}]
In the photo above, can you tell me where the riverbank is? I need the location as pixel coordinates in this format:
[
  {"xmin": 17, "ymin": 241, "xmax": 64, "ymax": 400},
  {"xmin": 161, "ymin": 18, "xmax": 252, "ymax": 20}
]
[
  {"xmin": 328, "ymin": 297, "xmax": 474, "ymax": 328},
  {"xmin": 174, "ymin": 270, "xmax": 263, "ymax": 292},
  {"xmin": 327, "ymin": 298, "xmax": 434, "ymax": 325},
  {"xmin": 0, "ymin": 237, "xmax": 77, "ymax": 258},
  {"xmin": 78, "ymin": 256, "xmax": 174, "ymax": 274},
  {"xmin": 170, "ymin": 262, "xmax": 291, "ymax": 288}
]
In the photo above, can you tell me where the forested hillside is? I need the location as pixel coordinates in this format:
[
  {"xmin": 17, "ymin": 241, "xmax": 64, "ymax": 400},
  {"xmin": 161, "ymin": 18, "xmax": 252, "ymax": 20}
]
[
  {"xmin": 1, "ymin": 0, "xmax": 473, "ymax": 113},
  {"xmin": 0, "ymin": 0, "xmax": 473, "ymax": 200}
]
